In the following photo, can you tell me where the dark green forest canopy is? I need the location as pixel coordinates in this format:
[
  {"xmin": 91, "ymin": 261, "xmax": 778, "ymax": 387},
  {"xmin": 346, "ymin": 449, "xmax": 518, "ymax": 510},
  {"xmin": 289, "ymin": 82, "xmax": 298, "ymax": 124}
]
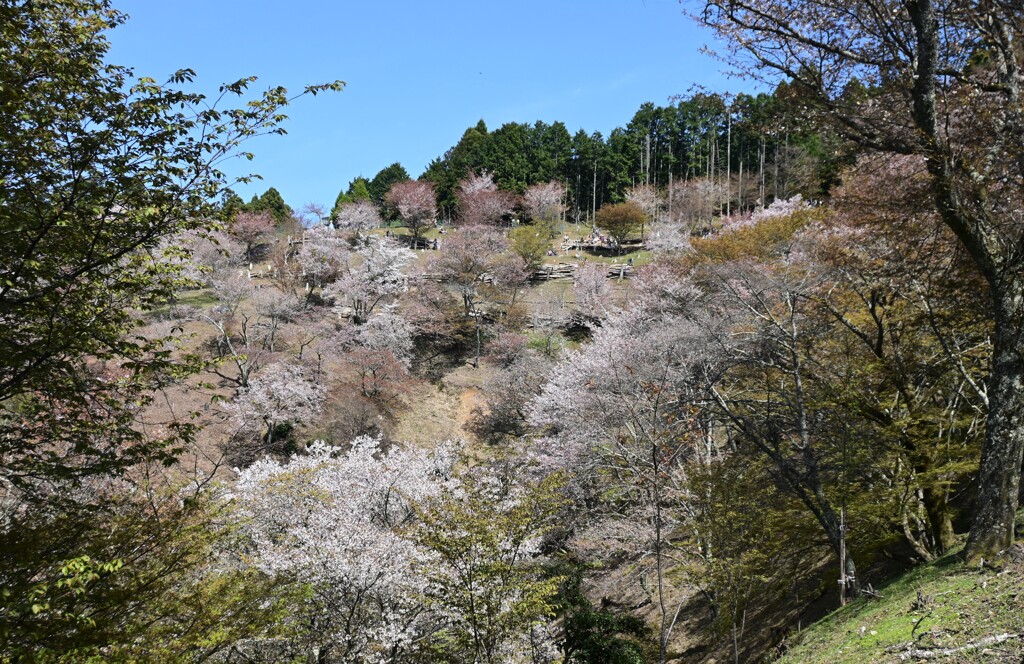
[{"xmin": 408, "ymin": 87, "xmax": 842, "ymax": 221}]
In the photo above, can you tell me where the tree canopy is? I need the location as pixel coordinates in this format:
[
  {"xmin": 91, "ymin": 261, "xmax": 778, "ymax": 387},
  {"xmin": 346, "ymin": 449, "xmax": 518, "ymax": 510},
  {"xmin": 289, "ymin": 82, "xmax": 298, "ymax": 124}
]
[
  {"xmin": 0, "ymin": 0, "xmax": 341, "ymax": 655},
  {"xmin": 687, "ymin": 0, "xmax": 1024, "ymax": 566},
  {"xmin": 5, "ymin": 0, "xmax": 1023, "ymax": 660}
]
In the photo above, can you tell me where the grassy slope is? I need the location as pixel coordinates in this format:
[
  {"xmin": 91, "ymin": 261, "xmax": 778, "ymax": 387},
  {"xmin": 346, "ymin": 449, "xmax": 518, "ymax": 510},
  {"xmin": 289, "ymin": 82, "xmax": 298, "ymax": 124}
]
[{"xmin": 780, "ymin": 543, "xmax": 1024, "ymax": 663}]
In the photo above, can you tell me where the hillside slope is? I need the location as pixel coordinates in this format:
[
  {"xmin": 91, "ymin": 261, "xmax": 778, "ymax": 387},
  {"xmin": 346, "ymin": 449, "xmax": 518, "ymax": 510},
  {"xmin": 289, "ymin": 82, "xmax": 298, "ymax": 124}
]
[{"xmin": 779, "ymin": 543, "xmax": 1024, "ymax": 663}]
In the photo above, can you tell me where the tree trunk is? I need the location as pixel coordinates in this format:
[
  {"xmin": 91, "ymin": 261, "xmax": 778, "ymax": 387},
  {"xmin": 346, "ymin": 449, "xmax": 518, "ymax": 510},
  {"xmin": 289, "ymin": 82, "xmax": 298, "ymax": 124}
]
[
  {"xmin": 764, "ymin": 441, "xmax": 862, "ymax": 600},
  {"xmin": 966, "ymin": 290, "xmax": 1024, "ymax": 562},
  {"xmin": 726, "ymin": 106, "xmax": 732, "ymax": 217},
  {"xmin": 819, "ymin": 497, "xmax": 860, "ymax": 599},
  {"xmin": 922, "ymin": 485, "xmax": 956, "ymax": 555},
  {"xmin": 903, "ymin": 0, "xmax": 1024, "ymax": 563},
  {"xmin": 475, "ymin": 316, "xmax": 482, "ymax": 368}
]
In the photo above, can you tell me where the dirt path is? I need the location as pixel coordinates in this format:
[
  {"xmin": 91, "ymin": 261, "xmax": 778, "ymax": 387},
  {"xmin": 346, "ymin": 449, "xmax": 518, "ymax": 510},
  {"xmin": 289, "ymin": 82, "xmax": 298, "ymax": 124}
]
[
  {"xmin": 391, "ymin": 381, "xmax": 462, "ymax": 447},
  {"xmin": 455, "ymin": 387, "xmax": 484, "ymax": 435},
  {"xmin": 391, "ymin": 364, "xmax": 493, "ymax": 449}
]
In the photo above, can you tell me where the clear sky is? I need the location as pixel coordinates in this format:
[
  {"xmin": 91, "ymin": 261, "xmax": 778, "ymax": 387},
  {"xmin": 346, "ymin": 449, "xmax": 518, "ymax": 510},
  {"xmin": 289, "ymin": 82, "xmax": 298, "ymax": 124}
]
[{"xmin": 107, "ymin": 0, "xmax": 755, "ymax": 210}]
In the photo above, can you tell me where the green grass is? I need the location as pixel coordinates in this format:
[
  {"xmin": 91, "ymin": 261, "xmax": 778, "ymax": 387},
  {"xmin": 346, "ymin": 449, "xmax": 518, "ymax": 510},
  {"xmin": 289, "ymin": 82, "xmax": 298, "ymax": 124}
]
[
  {"xmin": 371, "ymin": 224, "xmax": 444, "ymax": 240},
  {"xmin": 780, "ymin": 544, "xmax": 1024, "ymax": 663},
  {"xmin": 374, "ymin": 223, "xmax": 656, "ymax": 268},
  {"xmin": 550, "ymin": 247, "xmax": 653, "ymax": 267},
  {"xmin": 174, "ymin": 289, "xmax": 219, "ymax": 307},
  {"xmin": 147, "ymin": 288, "xmax": 219, "ymax": 318}
]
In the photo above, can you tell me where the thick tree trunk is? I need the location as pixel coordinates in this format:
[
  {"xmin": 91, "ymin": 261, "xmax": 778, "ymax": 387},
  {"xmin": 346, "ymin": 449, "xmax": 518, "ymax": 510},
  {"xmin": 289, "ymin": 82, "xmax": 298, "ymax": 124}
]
[
  {"xmin": 966, "ymin": 291, "xmax": 1024, "ymax": 563},
  {"xmin": 905, "ymin": 0, "xmax": 1024, "ymax": 563}
]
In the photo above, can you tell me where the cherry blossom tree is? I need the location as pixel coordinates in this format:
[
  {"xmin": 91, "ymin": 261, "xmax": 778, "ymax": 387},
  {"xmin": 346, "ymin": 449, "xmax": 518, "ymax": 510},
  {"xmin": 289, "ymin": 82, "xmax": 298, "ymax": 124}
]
[
  {"xmin": 251, "ymin": 287, "xmax": 305, "ymax": 353},
  {"xmin": 625, "ymin": 184, "xmax": 661, "ymax": 241},
  {"xmin": 529, "ymin": 284, "xmax": 716, "ymax": 662},
  {"xmin": 208, "ymin": 270, "xmax": 252, "ymax": 316},
  {"xmin": 530, "ymin": 298, "xmax": 711, "ymax": 472},
  {"xmin": 199, "ymin": 273, "xmax": 300, "ymax": 389},
  {"xmin": 573, "ymin": 263, "xmax": 615, "ymax": 325},
  {"xmin": 629, "ymin": 262, "xmax": 704, "ymax": 318},
  {"xmin": 528, "ymin": 295, "xmax": 572, "ymax": 360},
  {"xmin": 645, "ymin": 220, "xmax": 693, "ymax": 255},
  {"xmin": 428, "ymin": 225, "xmax": 508, "ymax": 317},
  {"xmin": 295, "ymin": 224, "xmax": 350, "ymax": 289},
  {"xmin": 294, "ymin": 317, "xmax": 355, "ymax": 383},
  {"xmin": 345, "ymin": 309, "xmax": 415, "ymax": 402},
  {"xmin": 229, "ymin": 210, "xmax": 276, "ymax": 262},
  {"xmin": 487, "ymin": 252, "xmax": 531, "ymax": 309},
  {"xmin": 485, "ymin": 332, "xmax": 530, "ymax": 369},
  {"xmin": 386, "ymin": 180, "xmax": 436, "ymax": 242},
  {"xmin": 666, "ymin": 177, "xmax": 727, "ymax": 234},
  {"xmin": 399, "ymin": 278, "xmax": 467, "ymax": 361},
  {"xmin": 294, "ymin": 202, "xmax": 329, "ymax": 228},
  {"xmin": 176, "ymin": 229, "xmax": 246, "ymax": 286},
  {"xmin": 229, "ymin": 361, "xmax": 325, "ymax": 456},
  {"xmin": 523, "ymin": 181, "xmax": 566, "ymax": 223},
  {"xmin": 235, "ymin": 438, "xmax": 564, "ymax": 662},
  {"xmin": 456, "ymin": 171, "xmax": 515, "ymax": 227},
  {"xmin": 323, "ymin": 236, "xmax": 414, "ymax": 324},
  {"xmin": 473, "ymin": 350, "xmax": 552, "ymax": 445},
  {"xmin": 720, "ymin": 194, "xmax": 810, "ymax": 234},
  {"xmin": 332, "ymin": 199, "xmax": 382, "ymax": 234},
  {"xmin": 234, "ymin": 437, "xmax": 460, "ymax": 662},
  {"xmin": 427, "ymin": 225, "xmax": 510, "ymax": 366},
  {"xmin": 357, "ymin": 309, "xmax": 414, "ymax": 363}
]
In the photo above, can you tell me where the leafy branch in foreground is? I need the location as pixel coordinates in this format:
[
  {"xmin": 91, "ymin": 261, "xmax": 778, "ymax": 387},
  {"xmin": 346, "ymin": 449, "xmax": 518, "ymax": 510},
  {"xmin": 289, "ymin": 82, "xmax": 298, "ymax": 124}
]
[{"xmin": 0, "ymin": 0, "xmax": 343, "ymax": 498}]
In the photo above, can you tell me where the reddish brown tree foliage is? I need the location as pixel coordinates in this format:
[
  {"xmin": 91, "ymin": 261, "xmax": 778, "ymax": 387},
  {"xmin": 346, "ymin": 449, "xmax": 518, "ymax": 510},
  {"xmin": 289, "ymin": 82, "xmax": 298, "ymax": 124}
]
[
  {"xmin": 595, "ymin": 201, "xmax": 646, "ymax": 247},
  {"xmin": 386, "ymin": 180, "xmax": 436, "ymax": 240},
  {"xmin": 229, "ymin": 211, "xmax": 276, "ymax": 262},
  {"xmin": 456, "ymin": 171, "xmax": 515, "ymax": 227}
]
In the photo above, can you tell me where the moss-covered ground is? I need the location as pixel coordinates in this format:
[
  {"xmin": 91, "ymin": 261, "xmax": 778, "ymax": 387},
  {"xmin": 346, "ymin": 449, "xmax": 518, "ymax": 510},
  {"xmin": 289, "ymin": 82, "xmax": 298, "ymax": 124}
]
[{"xmin": 780, "ymin": 540, "xmax": 1024, "ymax": 663}]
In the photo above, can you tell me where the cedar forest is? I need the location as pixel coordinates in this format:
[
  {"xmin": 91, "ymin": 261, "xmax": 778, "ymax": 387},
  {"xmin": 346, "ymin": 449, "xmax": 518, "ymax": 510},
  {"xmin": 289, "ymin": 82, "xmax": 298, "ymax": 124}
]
[{"xmin": 2, "ymin": 1, "xmax": 1023, "ymax": 662}]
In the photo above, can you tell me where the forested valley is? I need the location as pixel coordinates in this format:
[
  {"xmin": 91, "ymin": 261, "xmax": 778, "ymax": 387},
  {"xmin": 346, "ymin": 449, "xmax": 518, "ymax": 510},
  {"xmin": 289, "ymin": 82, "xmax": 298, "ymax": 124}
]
[{"xmin": 3, "ymin": 1, "xmax": 1023, "ymax": 663}]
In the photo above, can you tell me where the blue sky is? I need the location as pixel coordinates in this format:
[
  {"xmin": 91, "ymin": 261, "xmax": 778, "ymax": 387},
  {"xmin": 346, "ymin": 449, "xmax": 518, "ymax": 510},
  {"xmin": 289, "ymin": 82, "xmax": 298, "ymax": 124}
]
[{"xmin": 108, "ymin": 1, "xmax": 755, "ymax": 210}]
